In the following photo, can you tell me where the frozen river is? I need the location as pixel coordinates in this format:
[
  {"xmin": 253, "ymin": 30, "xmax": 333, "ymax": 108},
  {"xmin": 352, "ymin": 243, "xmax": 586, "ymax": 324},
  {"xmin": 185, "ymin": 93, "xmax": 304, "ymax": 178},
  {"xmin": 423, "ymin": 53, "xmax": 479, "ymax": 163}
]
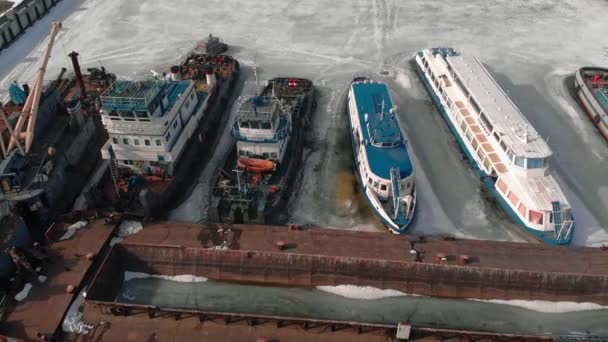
[
  {"xmin": 116, "ymin": 277, "xmax": 608, "ymax": 336},
  {"xmin": 0, "ymin": 0, "xmax": 607, "ymax": 245}
]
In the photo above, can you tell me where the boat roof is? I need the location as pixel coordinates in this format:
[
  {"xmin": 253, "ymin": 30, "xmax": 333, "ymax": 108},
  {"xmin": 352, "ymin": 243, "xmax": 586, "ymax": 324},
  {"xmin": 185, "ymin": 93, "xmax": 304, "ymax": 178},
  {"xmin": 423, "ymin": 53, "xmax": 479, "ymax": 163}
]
[
  {"xmin": 445, "ymin": 54, "xmax": 552, "ymax": 159},
  {"xmin": 351, "ymin": 81, "xmax": 413, "ymax": 179},
  {"xmin": 237, "ymin": 96, "xmax": 280, "ymax": 121},
  {"xmin": 101, "ymin": 80, "xmax": 190, "ymax": 113}
]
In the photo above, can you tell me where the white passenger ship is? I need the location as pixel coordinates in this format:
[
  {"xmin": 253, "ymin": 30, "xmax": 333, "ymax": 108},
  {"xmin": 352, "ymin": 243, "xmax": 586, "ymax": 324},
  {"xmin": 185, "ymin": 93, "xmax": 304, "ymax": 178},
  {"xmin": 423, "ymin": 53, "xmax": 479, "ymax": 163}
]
[
  {"xmin": 415, "ymin": 48, "xmax": 574, "ymax": 245},
  {"xmin": 347, "ymin": 78, "xmax": 416, "ymax": 233}
]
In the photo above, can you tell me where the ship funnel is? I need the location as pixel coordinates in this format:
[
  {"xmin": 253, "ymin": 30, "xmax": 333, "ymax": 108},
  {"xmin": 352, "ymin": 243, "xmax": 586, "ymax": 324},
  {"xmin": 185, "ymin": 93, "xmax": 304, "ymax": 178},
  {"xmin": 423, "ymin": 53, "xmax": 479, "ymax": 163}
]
[
  {"xmin": 206, "ymin": 69, "xmax": 216, "ymax": 87},
  {"xmin": 170, "ymin": 66, "xmax": 182, "ymax": 81},
  {"xmin": 68, "ymin": 51, "xmax": 87, "ymax": 98}
]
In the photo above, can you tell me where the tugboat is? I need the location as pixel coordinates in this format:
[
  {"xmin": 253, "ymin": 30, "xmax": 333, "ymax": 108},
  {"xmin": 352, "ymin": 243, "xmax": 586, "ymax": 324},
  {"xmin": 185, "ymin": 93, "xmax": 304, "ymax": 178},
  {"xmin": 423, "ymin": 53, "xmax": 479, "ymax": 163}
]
[
  {"xmin": 346, "ymin": 78, "xmax": 416, "ymax": 233},
  {"xmin": 193, "ymin": 34, "xmax": 228, "ymax": 55},
  {"xmin": 210, "ymin": 78, "xmax": 314, "ymax": 224},
  {"xmin": 98, "ymin": 54, "xmax": 239, "ymax": 217},
  {"xmin": 414, "ymin": 48, "xmax": 574, "ymax": 245},
  {"xmin": 574, "ymin": 67, "xmax": 608, "ymax": 142}
]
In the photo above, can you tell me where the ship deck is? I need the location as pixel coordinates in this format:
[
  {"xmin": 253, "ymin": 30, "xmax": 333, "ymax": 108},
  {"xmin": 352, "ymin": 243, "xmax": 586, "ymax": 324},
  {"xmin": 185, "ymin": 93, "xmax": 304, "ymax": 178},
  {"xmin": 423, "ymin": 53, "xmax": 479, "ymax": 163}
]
[
  {"xmin": 120, "ymin": 222, "xmax": 608, "ymax": 275},
  {"xmin": 0, "ymin": 214, "xmax": 120, "ymax": 341}
]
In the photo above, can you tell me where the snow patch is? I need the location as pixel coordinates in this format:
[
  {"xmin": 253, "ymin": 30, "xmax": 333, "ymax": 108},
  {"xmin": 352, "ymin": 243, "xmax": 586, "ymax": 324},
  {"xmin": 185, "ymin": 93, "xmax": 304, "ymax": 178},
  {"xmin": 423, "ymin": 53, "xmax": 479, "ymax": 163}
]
[
  {"xmin": 38, "ymin": 275, "xmax": 47, "ymax": 283},
  {"xmin": 59, "ymin": 221, "xmax": 88, "ymax": 241},
  {"xmin": 471, "ymin": 299, "xmax": 608, "ymax": 313},
  {"xmin": 124, "ymin": 271, "xmax": 208, "ymax": 283},
  {"xmin": 395, "ymin": 71, "xmax": 411, "ymax": 89},
  {"xmin": 316, "ymin": 285, "xmax": 413, "ymax": 300},
  {"xmin": 109, "ymin": 237, "xmax": 124, "ymax": 246},
  {"xmin": 14, "ymin": 283, "xmax": 32, "ymax": 302},
  {"xmin": 62, "ymin": 289, "xmax": 94, "ymax": 334},
  {"xmin": 117, "ymin": 220, "xmax": 143, "ymax": 237}
]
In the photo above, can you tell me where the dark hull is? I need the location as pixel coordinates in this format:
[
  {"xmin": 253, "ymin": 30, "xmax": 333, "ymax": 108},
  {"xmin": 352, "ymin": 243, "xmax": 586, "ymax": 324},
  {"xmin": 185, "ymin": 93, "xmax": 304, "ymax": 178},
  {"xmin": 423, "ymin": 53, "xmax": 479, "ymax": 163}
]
[
  {"xmin": 139, "ymin": 61, "xmax": 242, "ymax": 217},
  {"xmin": 574, "ymin": 67, "xmax": 608, "ymax": 142},
  {"xmin": 210, "ymin": 78, "xmax": 315, "ymax": 225}
]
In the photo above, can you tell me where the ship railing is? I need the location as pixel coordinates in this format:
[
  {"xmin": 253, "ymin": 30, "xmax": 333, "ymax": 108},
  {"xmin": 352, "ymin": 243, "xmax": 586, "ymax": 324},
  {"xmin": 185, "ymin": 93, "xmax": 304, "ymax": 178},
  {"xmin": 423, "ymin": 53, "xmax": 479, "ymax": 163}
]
[
  {"xmin": 100, "ymin": 79, "xmax": 165, "ymax": 109},
  {"xmin": 231, "ymin": 125, "xmax": 290, "ymax": 142},
  {"xmin": 555, "ymin": 219, "xmax": 574, "ymax": 243}
]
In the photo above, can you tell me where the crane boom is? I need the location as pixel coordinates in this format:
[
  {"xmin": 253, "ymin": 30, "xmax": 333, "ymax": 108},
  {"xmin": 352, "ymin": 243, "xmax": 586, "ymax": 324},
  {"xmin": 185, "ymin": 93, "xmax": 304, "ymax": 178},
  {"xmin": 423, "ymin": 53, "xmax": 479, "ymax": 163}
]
[{"xmin": 7, "ymin": 21, "xmax": 62, "ymax": 154}]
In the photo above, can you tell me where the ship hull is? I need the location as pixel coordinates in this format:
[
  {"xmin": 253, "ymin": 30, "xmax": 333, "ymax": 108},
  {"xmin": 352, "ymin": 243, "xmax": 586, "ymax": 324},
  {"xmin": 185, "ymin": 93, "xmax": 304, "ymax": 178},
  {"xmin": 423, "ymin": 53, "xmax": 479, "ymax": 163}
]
[
  {"xmin": 210, "ymin": 79, "xmax": 315, "ymax": 225},
  {"xmin": 574, "ymin": 68, "xmax": 608, "ymax": 142},
  {"xmin": 346, "ymin": 82, "xmax": 415, "ymax": 234},
  {"xmin": 414, "ymin": 60, "xmax": 572, "ymax": 245},
  {"xmin": 138, "ymin": 61, "xmax": 242, "ymax": 217}
]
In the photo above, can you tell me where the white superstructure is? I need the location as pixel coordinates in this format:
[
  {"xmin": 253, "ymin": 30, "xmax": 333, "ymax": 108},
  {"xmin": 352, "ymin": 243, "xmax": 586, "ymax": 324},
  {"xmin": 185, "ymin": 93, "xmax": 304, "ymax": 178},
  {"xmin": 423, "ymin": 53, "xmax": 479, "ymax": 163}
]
[
  {"xmin": 99, "ymin": 79, "xmax": 210, "ymax": 177},
  {"xmin": 415, "ymin": 48, "xmax": 573, "ymax": 244}
]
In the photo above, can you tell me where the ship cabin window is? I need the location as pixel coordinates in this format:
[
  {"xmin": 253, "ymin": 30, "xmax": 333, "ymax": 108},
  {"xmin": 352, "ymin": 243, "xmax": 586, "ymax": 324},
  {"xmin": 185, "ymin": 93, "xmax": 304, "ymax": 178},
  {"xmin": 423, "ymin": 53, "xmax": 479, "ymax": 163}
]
[
  {"xmin": 493, "ymin": 132, "xmax": 500, "ymax": 142},
  {"xmin": 373, "ymin": 181, "xmax": 379, "ymax": 189},
  {"xmin": 514, "ymin": 156, "xmax": 525, "ymax": 168},
  {"xmin": 134, "ymin": 139, "xmax": 140, "ymax": 146},
  {"xmin": 249, "ymin": 120, "xmax": 260, "ymax": 129},
  {"xmin": 156, "ymin": 139, "xmax": 162, "ymax": 146},
  {"xmin": 108, "ymin": 111, "xmax": 119, "ymax": 117},
  {"xmin": 165, "ymin": 133, "xmax": 171, "ymax": 141},
  {"xmin": 507, "ymin": 150, "xmax": 514, "ymax": 161},
  {"xmin": 112, "ymin": 137, "xmax": 118, "ymax": 144},
  {"xmin": 260, "ymin": 121, "xmax": 272, "ymax": 130},
  {"xmin": 423, "ymin": 59, "xmax": 428, "ymax": 69},
  {"xmin": 499, "ymin": 141, "xmax": 507, "ymax": 152},
  {"xmin": 136, "ymin": 111, "xmax": 149, "ymax": 120},
  {"xmin": 239, "ymin": 120, "xmax": 250, "ymax": 129},
  {"xmin": 380, "ymin": 184, "xmax": 387, "ymax": 191},
  {"xmin": 270, "ymin": 152, "xmax": 278, "ymax": 159},
  {"xmin": 145, "ymin": 139, "xmax": 150, "ymax": 146},
  {"xmin": 526, "ymin": 158, "xmax": 545, "ymax": 169},
  {"xmin": 470, "ymin": 98, "xmax": 481, "ymax": 115},
  {"xmin": 239, "ymin": 150, "xmax": 245, "ymax": 156},
  {"xmin": 368, "ymin": 177, "xmax": 372, "ymax": 185},
  {"xmin": 446, "ymin": 98, "xmax": 453, "ymax": 109},
  {"xmin": 263, "ymin": 152, "xmax": 269, "ymax": 159},
  {"xmin": 479, "ymin": 113, "xmax": 493, "ymax": 132},
  {"xmin": 173, "ymin": 120, "xmax": 178, "ymax": 129},
  {"xmin": 246, "ymin": 151, "xmax": 253, "ymax": 156},
  {"xmin": 123, "ymin": 138, "xmax": 129, "ymax": 145},
  {"xmin": 529, "ymin": 210, "xmax": 543, "ymax": 225},
  {"xmin": 184, "ymin": 100, "xmax": 190, "ymax": 109},
  {"xmin": 190, "ymin": 93, "xmax": 195, "ymax": 100}
]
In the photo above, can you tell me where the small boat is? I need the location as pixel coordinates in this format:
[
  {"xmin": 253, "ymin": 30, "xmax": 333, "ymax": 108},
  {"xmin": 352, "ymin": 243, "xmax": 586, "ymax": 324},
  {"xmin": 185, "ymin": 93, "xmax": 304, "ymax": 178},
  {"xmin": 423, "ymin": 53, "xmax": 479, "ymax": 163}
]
[
  {"xmin": 414, "ymin": 48, "xmax": 574, "ymax": 245},
  {"xmin": 237, "ymin": 157, "xmax": 276, "ymax": 173},
  {"xmin": 574, "ymin": 67, "xmax": 608, "ymax": 141},
  {"xmin": 346, "ymin": 78, "xmax": 416, "ymax": 233}
]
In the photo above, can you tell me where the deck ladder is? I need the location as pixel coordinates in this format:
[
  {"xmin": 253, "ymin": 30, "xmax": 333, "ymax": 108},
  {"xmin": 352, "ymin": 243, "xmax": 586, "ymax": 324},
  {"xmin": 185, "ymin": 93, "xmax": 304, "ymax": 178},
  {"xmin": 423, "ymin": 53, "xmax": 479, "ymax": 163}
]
[
  {"xmin": 552, "ymin": 201, "xmax": 573, "ymax": 242},
  {"xmin": 390, "ymin": 167, "xmax": 405, "ymax": 221}
]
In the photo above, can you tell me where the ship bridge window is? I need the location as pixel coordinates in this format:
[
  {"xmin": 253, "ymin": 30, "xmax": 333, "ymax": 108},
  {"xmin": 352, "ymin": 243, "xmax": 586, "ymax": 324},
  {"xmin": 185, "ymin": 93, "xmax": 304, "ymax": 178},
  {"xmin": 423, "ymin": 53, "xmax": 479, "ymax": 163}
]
[
  {"xmin": 529, "ymin": 210, "xmax": 544, "ymax": 225},
  {"xmin": 109, "ymin": 111, "xmax": 119, "ymax": 117},
  {"xmin": 156, "ymin": 139, "xmax": 162, "ymax": 146},
  {"xmin": 136, "ymin": 111, "xmax": 148, "ymax": 119},
  {"xmin": 493, "ymin": 132, "xmax": 500, "ymax": 142},
  {"xmin": 240, "ymin": 120, "xmax": 250, "ymax": 128},
  {"xmin": 470, "ymin": 97, "xmax": 481, "ymax": 114},
  {"xmin": 123, "ymin": 138, "xmax": 129, "ymax": 145},
  {"xmin": 270, "ymin": 152, "xmax": 278, "ymax": 159},
  {"xmin": 121, "ymin": 111, "xmax": 135, "ymax": 119},
  {"xmin": 514, "ymin": 156, "xmax": 525, "ymax": 168},
  {"xmin": 380, "ymin": 184, "xmax": 387, "ymax": 191},
  {"xmin": 526, "ymin": 158, "xmax": 545, "ymax": 169},
  {"xmin": 499, "ymin": 141, "xmax": 507, "ymax": 152},
  {"xmin": 249, "ymin": 121, "xmax": 260, "ymax": 129},
  {"xmin": 112, "ymin": 137, "xmax": 118, "ymax": 144},
  {"xmin": 260, "ymin": 121, "xmax": 272, "ymax": 129},
  {"xmin": 145, "ymin": 139, "xmax": 150, "ymax": 146}
]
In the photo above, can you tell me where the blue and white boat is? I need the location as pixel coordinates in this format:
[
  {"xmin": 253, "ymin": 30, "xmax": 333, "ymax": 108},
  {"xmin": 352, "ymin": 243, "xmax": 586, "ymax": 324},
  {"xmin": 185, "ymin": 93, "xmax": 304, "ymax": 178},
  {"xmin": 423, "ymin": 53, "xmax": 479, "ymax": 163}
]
[
  {"xmin": 346, "ymin": 78, "xmax": 416, "ymax": 233},
  {"xmin": 414, "ymin": 48, "xmax": 574, "ymax": 245}
]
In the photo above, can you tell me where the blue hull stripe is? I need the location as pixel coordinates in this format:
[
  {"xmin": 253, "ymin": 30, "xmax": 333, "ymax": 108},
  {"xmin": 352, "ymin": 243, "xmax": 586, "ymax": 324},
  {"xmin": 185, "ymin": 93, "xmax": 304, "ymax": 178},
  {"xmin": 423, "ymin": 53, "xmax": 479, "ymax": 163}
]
[{"xmin": 414, "ymin": 63, "xmax": 572, "ymax": 245}]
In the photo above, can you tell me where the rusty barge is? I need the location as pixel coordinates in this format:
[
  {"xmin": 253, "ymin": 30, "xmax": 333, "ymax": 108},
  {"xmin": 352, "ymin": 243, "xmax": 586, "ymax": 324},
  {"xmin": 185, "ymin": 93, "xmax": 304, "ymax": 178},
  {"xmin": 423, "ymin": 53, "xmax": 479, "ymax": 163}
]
[{"xmin": 1, "ymin": 217, "xmax": 608, "ymax": 341}]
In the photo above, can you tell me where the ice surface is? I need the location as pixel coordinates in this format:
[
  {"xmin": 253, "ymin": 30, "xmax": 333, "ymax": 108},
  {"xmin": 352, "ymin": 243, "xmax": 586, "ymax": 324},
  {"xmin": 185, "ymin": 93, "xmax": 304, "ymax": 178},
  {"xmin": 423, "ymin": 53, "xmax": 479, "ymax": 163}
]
[
  {"xmin": 59, "ymin": 221, "xmax": 87, "ymax": 241},
  {"xmin": 1, "ymin": 0, "xmax": 607, "ymax": 245},
  {"xmin": 62, "ymin": 288, "xmax": 93, "ymax": 334},
  {"xmin": 124, "ymin": 271, "xmax": 207, "ymax": 283},
  {"xmin": 472, "ymin": 299, "xmax": 608, "ymax": 314},
  {"xmin": 316, "ymin": 285, "xmax": 413, "ymax": 300},
  {"xmin": 14, "ymin": 283, "xmax": 31, "ymax": 302}
]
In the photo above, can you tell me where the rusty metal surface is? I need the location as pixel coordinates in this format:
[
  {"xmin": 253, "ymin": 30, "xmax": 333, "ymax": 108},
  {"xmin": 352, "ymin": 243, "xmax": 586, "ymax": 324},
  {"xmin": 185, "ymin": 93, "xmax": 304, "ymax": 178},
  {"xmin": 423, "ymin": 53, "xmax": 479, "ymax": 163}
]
[
  {"xmin": 122, "ymin": 222, "xmax": 608, "ymax": 276},
  {"xmin": 0, "ymin": 216, "xmax": 120, "ymax": 341}
]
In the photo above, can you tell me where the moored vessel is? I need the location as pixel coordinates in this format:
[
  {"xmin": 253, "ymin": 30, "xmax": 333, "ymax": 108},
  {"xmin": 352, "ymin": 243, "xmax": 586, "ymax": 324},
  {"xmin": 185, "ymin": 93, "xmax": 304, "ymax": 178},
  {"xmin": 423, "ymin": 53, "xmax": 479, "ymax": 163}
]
[
  {"xmin": 414, "ymin": 48, "xmax": 574, "ymax": 245},
  {"xmin": 98, "ymin": 54, "xmax": 239, "ymax": 216},
  {"xmin": 574, "ymin": 67, "xmax": 608, "ymax": 141},
  {"xmin": 210, "ymin": 78, "xmax": 314, "ymax": 224},
  {"xmin": 346, "ymin": 78, "xmax": 416, "ymax": 233}
]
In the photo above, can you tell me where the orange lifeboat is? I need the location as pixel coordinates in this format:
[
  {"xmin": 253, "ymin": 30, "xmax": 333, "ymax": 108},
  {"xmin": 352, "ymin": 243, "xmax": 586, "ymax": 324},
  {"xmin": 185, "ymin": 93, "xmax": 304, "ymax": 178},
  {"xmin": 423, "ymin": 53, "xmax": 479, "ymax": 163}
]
[{"xmin": 237, "ymin": 157, "xmax": 276, "ymax": 173}]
